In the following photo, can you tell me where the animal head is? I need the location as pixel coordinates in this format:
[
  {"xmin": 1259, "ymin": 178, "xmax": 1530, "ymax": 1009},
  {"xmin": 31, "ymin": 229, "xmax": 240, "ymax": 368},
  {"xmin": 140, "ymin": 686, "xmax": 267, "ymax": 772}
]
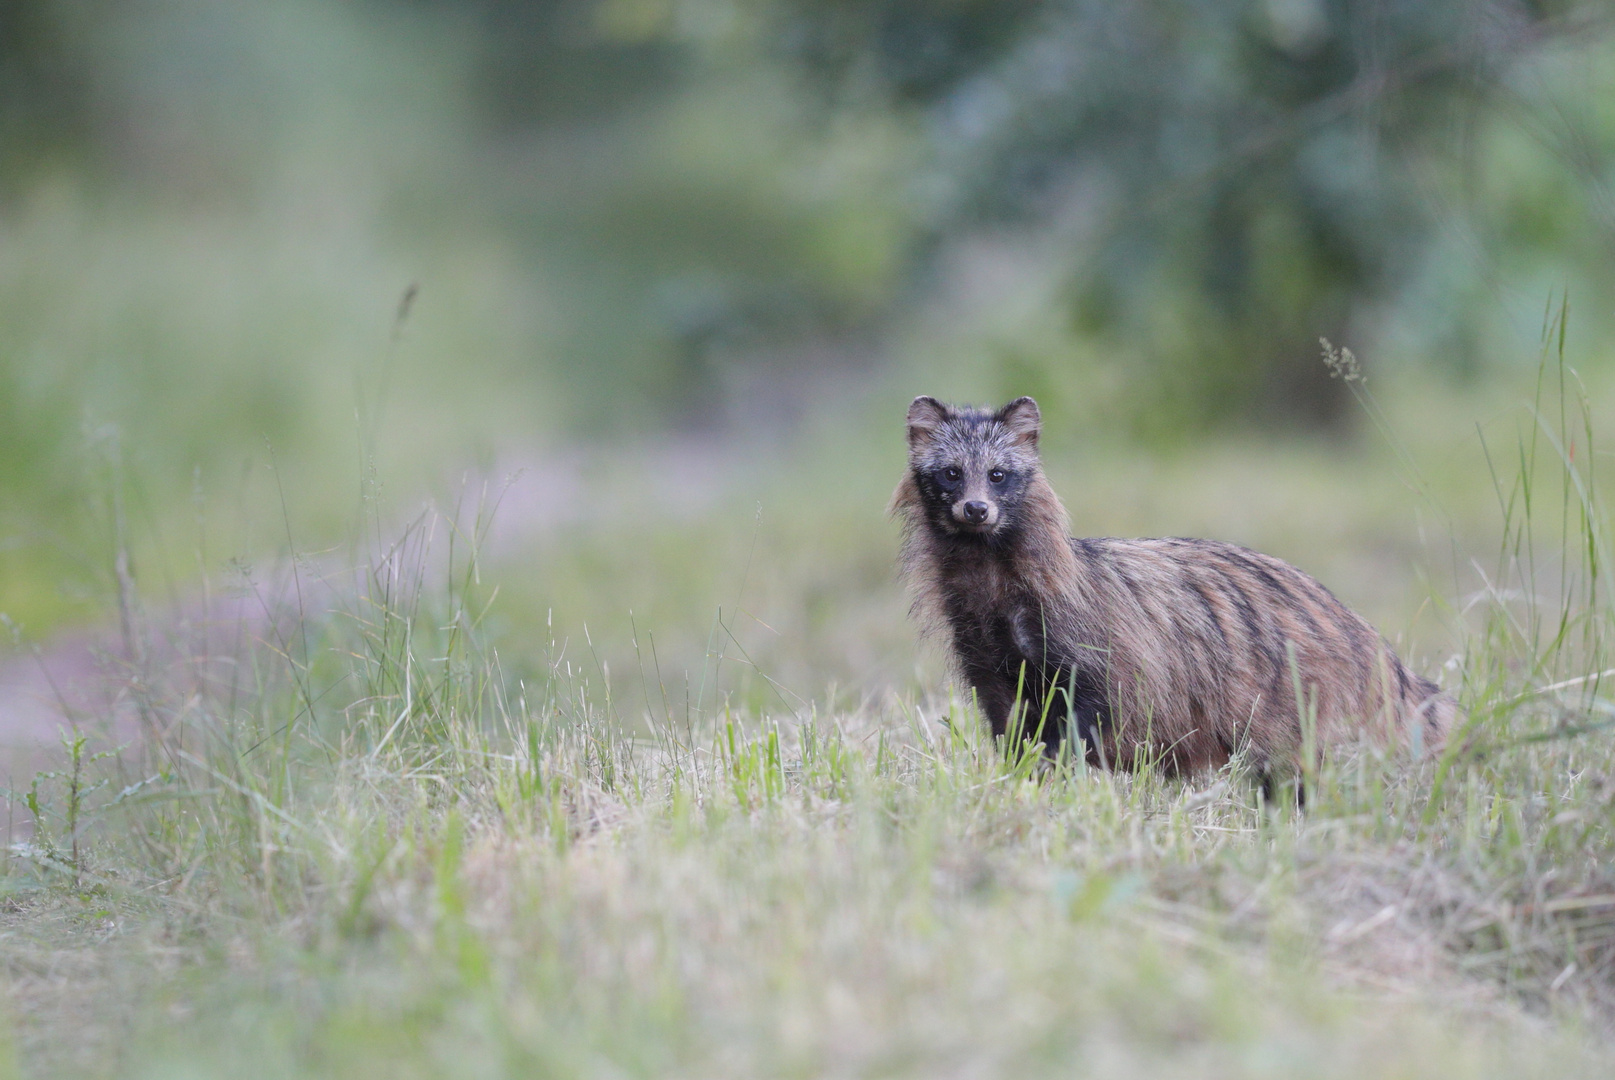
[{"xmin": 903, "ymin": 396, "xmax": 1044, "ymax": 540}]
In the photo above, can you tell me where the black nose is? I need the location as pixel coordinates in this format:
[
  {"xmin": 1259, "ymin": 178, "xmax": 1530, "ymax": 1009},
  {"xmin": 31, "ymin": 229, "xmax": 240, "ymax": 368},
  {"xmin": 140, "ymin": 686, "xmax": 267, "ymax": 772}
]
[{"xmin": 962, "ymin": 501, "xmax": 989, "ymax": 524}]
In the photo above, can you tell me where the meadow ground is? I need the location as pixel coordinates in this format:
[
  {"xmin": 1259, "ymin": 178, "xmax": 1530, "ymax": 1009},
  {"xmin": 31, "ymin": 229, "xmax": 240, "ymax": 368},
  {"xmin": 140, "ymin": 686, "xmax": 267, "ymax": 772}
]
[{"xmin": 5, "ymin": 354, "xmax": 1615, "ymax": 1077}]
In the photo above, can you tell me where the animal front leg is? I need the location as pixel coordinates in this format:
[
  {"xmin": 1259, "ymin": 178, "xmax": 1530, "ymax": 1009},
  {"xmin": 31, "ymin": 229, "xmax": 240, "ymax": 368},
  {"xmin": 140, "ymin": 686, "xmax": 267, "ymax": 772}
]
[
  {"xmin": 962, "ymin": 667, "xmax": 1018, "ymax": 742},
  {"xmin": 1048, "ymin": 663, "xmax": 1112, "ymax": 768}
]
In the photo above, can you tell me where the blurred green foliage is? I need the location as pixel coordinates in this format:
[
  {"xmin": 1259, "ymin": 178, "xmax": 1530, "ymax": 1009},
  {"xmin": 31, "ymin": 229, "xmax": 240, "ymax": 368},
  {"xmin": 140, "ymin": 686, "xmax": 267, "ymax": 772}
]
[
  {"xmin": 7, "ymin": 1, "xmax": 1615, "ymax": 428},
  {"xmin": 3, "ymin": 0, "xmax": 1615, "ymax": 632}
]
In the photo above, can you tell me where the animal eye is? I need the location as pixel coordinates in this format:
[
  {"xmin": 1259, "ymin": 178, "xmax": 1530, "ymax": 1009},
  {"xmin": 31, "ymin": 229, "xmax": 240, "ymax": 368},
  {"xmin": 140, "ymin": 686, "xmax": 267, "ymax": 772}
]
[
  {"xmin": 942, "ymin": 466, "xmax": 962, "ymax": 483},
  {"xmin": 988, "ymin": 469, "xmax": 1006, "ymax": 484}
]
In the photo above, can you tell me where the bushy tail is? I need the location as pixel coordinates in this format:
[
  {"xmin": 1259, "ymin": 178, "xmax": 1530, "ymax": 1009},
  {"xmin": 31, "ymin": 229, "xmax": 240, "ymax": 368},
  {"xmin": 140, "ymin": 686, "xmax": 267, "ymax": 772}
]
[{"xmin": 1410, "ymin": 680, "xmax": 1459, "ymax": 756}]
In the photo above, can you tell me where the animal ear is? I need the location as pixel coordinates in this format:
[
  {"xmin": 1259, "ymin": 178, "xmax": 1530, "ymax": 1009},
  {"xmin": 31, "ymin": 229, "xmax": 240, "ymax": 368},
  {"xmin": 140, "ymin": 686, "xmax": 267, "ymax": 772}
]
[
  {"xmin": 906, "ymin": 396, "xmax": 952, "ymax": 449},
  {"xmin": 996, "ymin": 396, "xmax": 1041, "ymax": 447}
]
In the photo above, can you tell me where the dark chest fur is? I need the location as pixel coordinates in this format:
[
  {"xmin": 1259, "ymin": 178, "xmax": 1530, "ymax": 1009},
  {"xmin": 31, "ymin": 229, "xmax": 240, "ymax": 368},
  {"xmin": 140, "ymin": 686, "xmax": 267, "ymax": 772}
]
[{"xmin": 932, "ymin": 536, "xmax": 1108, "ymax": 755}]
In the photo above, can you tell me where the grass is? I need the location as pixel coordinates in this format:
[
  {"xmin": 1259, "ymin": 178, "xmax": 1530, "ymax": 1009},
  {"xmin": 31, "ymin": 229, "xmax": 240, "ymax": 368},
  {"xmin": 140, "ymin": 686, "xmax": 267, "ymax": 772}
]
[{"xmin": 6, "ymin": 333, "xmax": 1615, "ymax": 1076}]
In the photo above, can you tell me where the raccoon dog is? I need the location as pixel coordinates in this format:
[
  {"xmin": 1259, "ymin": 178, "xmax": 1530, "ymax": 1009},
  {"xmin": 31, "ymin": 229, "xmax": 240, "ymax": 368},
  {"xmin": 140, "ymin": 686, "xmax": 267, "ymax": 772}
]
[{"xmin": 890, "ymin": 395, "xmax": 1455, "ymax": 778}]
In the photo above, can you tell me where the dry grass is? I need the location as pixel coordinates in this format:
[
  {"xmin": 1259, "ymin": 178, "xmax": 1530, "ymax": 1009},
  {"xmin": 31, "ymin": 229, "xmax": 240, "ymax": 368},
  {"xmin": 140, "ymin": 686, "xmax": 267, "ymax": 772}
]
[
  {"xmin": 6, "ymin": 336, "xmax": 1615, "ymax": 1076},
  {"xmin": 6, "ymin": 687, "xmax": 1614, "ymax": 1078}
]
